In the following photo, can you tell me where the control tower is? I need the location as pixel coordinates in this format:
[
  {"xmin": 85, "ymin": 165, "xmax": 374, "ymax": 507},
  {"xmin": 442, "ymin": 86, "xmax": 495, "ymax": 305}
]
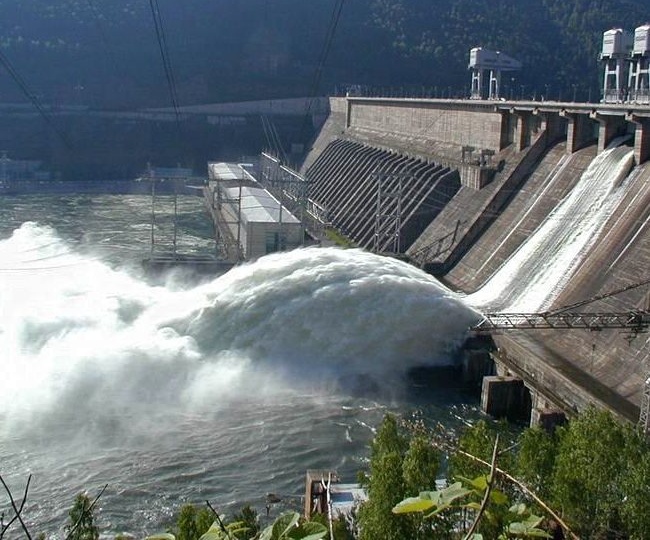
[
  {"xmin": 600, "ymin": 28, "xmax": 633, "ymax": 103},
  {"xmin": 628, "ymin": 24, "xmax": 650, "ymax": 104},
  {"xmin": 468, "ymin": 47, "xmax": 522, "ymax": 100}
]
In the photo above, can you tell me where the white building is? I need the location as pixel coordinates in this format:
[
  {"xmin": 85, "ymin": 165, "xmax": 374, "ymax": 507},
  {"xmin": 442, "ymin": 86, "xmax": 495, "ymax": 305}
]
[{"xmin": 208, "ymin": 162, "xmax": 303, "ymax": 260}]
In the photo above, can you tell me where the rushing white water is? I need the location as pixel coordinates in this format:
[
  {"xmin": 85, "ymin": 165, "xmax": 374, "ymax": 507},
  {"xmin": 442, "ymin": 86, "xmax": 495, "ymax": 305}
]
[
  {"xmin": 467, "ymin": 145, "xmax": 636, "ymax": 312},
  {"xmin": 0, "ymin": 223, "xmax": 477, "ymax": 434},
  {"xmin": 0, "ymin": 217, "xmax": 480, "ymax": 536}
]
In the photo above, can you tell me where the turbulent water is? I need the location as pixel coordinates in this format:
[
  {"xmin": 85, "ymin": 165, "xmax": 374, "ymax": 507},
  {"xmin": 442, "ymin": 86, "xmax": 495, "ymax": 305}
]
[{"xmin": 0, "ymin": 195, "xmax": 480, "ymax": 538}]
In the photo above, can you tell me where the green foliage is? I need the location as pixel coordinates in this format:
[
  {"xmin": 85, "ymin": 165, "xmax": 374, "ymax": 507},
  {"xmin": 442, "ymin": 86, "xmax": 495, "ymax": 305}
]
[
  {"xmin": 309, "ymin": 513, "xmax": 354, "ymax": 540},
  {"xmin": 323, "ymin": 228, "xmax": 355, "ymax": 248},
  {"xmin": 197, "ymin": 520, "xmax": 250, "ymax": 540},
  {"xmin": 176, "ymin": 505, "xmax": 200, "ymax": 540},
  {"xmin": 619, "ymin": 449, "xmax": 650, "ymax": 540},
  {"xmin": 231, "ymin": 505, "xmax": 259, "ymax": 538},
  {"xmin": 0, "ymin": 0, "xmax": 648, "ymax": 107},
  {"xmin": 450, "ymin": 420, "xmax": 515, "ymax": 481},
  {"xmin": 392, "ymin": 477, "xmax": 550, "ymax": 539},
  {"xmin": 443, "ymin": 408, "xmax": 650, "ymax": 538},
  {"xmin": 515, "ymin": 427, "xmax": 557, "ymax": 500},
  {"xmin": 162, "ymin": 504, "xmax": 216, "ymax": 540},
  {"xmin": 392, "ymin": 481, "xmax": 471, "ymax": 516},
  {"xmin": 550, "ymin": 407, "xmax": 642, "ymax": 538},
  {"xmin": 146, "ymin": 510, "xmax": 327, "ymax": 540},
  {"xmin": 357, "ymin": 414, "xmax": 441, "ymax": 540},
  {"xmin": 402, "ymin": 435, "xmax": 441, "ymax": 494},
  {"xmin": 259, "ymin": 511, "xmax": 327, "ymax": 540},
  {"xmin": 65, "ymin": 493, "xmax": 99, "ymax": 540}
]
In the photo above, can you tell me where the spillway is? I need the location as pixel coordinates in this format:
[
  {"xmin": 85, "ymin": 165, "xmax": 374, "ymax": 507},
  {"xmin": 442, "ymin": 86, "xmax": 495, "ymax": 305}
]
[{"xmin": 466, "ymin": 144, "xmax": 636, "ymax": 312}]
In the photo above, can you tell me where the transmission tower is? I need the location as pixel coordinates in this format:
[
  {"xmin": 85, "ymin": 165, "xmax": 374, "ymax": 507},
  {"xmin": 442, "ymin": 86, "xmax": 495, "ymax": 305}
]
[{"xmin": 373, "ymin": 170, "xmax": 410, "ymax": 254}]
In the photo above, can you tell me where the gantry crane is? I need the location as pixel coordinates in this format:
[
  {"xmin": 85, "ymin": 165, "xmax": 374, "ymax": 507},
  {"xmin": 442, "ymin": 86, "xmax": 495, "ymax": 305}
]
[{"xmin": 470, "ymin": 279, "xmax": 650, "ymax": 434}]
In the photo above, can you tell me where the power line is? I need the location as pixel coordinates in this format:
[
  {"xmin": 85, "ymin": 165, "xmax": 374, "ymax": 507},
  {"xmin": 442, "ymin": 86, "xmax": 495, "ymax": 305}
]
[
  {"xmin": 261, "ymin": 115, "xmax": 288, "ymax": 164},
  {"xmin": 299, "ymin": 0, "xmax": 346, "ymax": 142},
  {"xmin": 0, "ymin": 48, "xmax": 73, "ymax": 150},
  {"xmin": 84, "ymin": 0, "xmax": 120, "ymax": 77},
  {"xmin": 147, "ymin": 0, "xmax": 183, "ymax": 140}
]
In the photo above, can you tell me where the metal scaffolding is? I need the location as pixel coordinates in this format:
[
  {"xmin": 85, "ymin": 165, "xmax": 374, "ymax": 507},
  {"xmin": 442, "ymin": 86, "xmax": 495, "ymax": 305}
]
[{"xmin": 372, "ymin": 170, "xmax": 411, "ymax": 254}]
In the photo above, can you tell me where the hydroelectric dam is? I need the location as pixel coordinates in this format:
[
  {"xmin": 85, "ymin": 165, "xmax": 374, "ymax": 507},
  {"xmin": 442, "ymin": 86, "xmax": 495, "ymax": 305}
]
[{"xmin": 296, "ymin": 95, "xmax": 650, "ymax": 429}]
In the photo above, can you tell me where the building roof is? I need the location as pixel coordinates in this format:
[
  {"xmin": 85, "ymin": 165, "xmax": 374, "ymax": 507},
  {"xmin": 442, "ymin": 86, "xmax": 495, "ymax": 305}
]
[
  {"xmin": 208, "ymin": 162, "xmax": 299, "ymax": 225},
  {"xmin": 209, "ymin": 162, "xmax": 251, "ymax": 181},
  {"xmin": 329, "ymin": 483, "xmax": 368, "ymax": 518}
]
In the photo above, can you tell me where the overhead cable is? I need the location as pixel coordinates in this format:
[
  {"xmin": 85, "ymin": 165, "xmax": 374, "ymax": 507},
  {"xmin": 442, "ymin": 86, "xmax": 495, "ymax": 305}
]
[
  {"xmin": 0, "ymin": 48, "xmax": 73, "ymax": 150},
  {"xmin": 84, "ymin": 0, "xmax": 120, "ymax": 76},
  {"xmin": 147, "ymin": 0, "xmax": 182, "ymax": 134},
  {"xmin": 299, "ymin": 0, "xmax": 346, "ymax": 141}
]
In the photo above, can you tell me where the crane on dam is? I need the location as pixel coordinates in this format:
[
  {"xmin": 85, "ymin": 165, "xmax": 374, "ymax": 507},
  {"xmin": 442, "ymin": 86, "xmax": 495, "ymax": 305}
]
[
  {"xmin": 472, "ymin": 277, "xmax": 650, "ymax": 336},
  {"xmin": 470, "ymin": 278, "xmax": 650, "ymax": 435}
]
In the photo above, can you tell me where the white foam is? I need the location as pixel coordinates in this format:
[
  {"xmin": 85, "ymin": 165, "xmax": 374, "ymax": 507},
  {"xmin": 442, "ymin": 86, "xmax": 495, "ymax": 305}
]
[
  {"xmin": 0, "ymin": 226, "xmax": 478, "ymax": 434},
  {"xmin": 467, "ymin": 145, "xmax": 635, "ymax": 312}
]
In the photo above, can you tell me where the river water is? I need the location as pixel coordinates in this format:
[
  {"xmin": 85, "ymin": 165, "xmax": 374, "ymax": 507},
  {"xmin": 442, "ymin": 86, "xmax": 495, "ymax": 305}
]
[{"xmin": 0, "ymin": 194, "xmax": 480, "ymax": 538}]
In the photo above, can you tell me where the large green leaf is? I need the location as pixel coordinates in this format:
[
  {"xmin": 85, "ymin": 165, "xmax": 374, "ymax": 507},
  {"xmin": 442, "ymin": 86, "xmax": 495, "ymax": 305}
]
[
  {"xmin": 488, "ymin": 489, "xmax": 509, "ymax": 506},
  {"xmin": 198, "ymin": 522, "xmax": 223, "ymax": 540},
  {"xmin": 393, "ymin": 482, "xmax": 471, "ymax": 516},
  {"xmin": 392, "ymin": 496, "xmax": 436, "ymax": 514},
  {"xmin": 145, "ymin": 535, "xmax": 175, "ymax": 540},
  {"xmin": 465, "ymin": 475, "xmax": 488, "ymax": 492},
  {"xmin": 424, "ymin": 502, "xmax": 452, "ymax": 518},
  {"xmin": 261, "ymin": 511, "xmax": 301, "ymax": 540},
  {"xmin": 288, "ymin": 520, "xmax": 328, "ymax": 540},
  {"xmin": 508, "ymin": 503, "xmax": 527, "ymax": 515},
  {"xmin": 507, "ymin": 514, "xmax": 551, "ymax": 538},
  {"xmin": 437, "ymin": 482, "xmax": 472, "ymax": 504}
]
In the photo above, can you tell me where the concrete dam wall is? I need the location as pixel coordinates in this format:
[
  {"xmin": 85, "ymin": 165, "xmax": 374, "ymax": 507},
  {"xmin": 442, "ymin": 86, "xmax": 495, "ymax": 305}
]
[{"xmin": 301, "ymin": 96, "xmax": 650, "ymax": 424}]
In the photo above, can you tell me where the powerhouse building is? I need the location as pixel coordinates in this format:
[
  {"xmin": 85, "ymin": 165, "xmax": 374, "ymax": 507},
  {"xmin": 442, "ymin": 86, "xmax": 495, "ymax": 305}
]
[{"xmin": 208, "ymin": 162, "xmax": 303, "ymax": 260}]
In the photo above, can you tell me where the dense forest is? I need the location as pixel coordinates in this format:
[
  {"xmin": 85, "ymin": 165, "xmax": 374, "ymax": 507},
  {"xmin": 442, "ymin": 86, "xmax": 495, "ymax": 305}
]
[{"xmin": 0, "ymin": 0, "xmax": 647, "ymax": 108}]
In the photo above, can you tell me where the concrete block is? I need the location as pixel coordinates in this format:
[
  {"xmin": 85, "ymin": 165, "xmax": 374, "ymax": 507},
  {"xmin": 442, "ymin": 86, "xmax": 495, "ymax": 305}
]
[{"xmin": 481, "ymin": 375, "xmax": 531, "ymax": 422}]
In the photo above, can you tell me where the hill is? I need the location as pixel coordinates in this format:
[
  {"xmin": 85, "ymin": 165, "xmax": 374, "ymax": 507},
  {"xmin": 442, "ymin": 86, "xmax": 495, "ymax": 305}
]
[{"xmin": 0, "ymin": 0, "xmax": 646, "ymax": 107}]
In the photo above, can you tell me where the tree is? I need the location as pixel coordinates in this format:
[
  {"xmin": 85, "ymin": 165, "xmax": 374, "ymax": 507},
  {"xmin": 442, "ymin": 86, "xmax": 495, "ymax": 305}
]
[
  {"xmin": 449, "ymin": 420, "xmax": 514, "ymax": 482},
  {"xmin": 403, "ymin": 435, "xmax": 441, "ymax": 495},
  {"xmin": 357, "ymin": 414, "xmax": 440, "ymax": 540},
  {"xmin": 620, "ymin": 449, "xmax": 650, "ymax": 540},
  {"xmin": 515, "ymin": 426, "xmax": 558, "ymax": 500},
  {"xmin": 65, "ymin": 493, "xmax": 99, "ymax": 540},
  {"xmin": 176, "ymin": 505, "xmax": 201, "ymax": 540},
  {"xmin": 551, "ymin": 407, "xmax": 637, "ymax": 538}
]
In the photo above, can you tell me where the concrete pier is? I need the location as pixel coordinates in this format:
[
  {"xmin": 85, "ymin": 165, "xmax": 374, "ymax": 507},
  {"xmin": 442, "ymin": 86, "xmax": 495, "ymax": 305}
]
[
  {"xmin": 590, "ymin": 111, "xmax": 628, "ymax": 152},
  {"xmin": 561, "ymin": 111, "xmax": 596, "ymax": 153},
  {"xmin": 627, "ymin": 112, "xmax": 650, "ymax": 163},
  {"xmin": 481, "ymin": 376, "xmax": 531, "ymax": 422}
]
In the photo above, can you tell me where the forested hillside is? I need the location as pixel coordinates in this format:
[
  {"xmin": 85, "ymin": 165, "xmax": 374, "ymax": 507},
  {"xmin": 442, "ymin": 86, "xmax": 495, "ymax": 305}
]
[{"xmin": 0, "ymin": 0, "xmax": 646, "ymax": 107}]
